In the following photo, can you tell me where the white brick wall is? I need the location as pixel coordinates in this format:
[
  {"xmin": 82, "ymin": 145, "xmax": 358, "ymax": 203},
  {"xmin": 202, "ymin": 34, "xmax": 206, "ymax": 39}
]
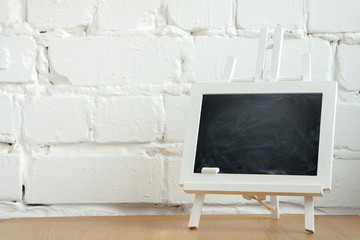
[
  {"xmin": 0, "ymin": 94, "xmax": 20, "ymax": 143},
  {"xmin": 27, "ymin": 0, "xmax": 97, "ymax": 30},
  {"xmin": 94, "ymin": 96, "xmax": 164, "ymax": 143},
  {"xmin": 237, "ymin": 0, "xmax": 304, "ymax": 30},
  {"xmin": 0, "ymin": 0, "xmax": 24, "ymax": 24},
  {"xmin": 0, "ymin": 36, "xmax": 37, "ymax": 83},
  {"xmin": 26, "ymin": 155, "xmax": 163, "ymax": 204},
  {"xmin": 48, "ymin": 37, "xmax": 194, "ymax": 86},
  {"xmin": 308, "ymin": 0, "xmax": 360, "ymax": 33},
  {"xmin": 337, "ymin": 44, "xmax": 360, "ymax": 91},
  {"xmin": 0, "ymin": 154, "xmax": 22, "ymax": 201},
  {"xmin": 164, "ymin": 95, "xmax": 190, "ymax": 142},
  {"xmin": 167, "ymin": 0, "xmax": 233, "ymax": 31},
  {"xmin": 96, "ymin": 0, "xmax": 161, "ymax": 32},
  {"xmin": 23, "ymin": 97, "xmax": 91, "ymax": 145},
  {"xmin": 0, "ymin": 0, "xmax": 359, "ymax": 217},
  {"xmin": 335, "ymin": 103, "xmax": 360, "ymax": 151}
]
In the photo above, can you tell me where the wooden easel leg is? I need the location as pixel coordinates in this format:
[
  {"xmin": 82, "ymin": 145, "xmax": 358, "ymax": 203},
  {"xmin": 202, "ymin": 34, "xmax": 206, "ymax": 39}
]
[
  {"xmin": 304, "ymin": 196, "xmax": 315, "ymax": 233},
  {"xmin": 188, "ymin": 193, "xmax": 205, "ymax": 229},
  {"xmin": 270, "ymin": 195, "xmax": 280, "ymax": 219}
]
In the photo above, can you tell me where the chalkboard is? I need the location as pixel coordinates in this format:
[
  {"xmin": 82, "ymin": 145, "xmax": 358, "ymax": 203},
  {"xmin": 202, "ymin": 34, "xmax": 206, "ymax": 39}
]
[{"xmin": 194, "ymin": 93, "xmax": 323, "ymax": 176}]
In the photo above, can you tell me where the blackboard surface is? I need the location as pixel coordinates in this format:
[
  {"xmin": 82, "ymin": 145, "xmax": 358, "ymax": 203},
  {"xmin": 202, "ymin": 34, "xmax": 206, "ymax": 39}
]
[{"xmin": 194, "ymin": 93, "xmax": 322, "ymax": 175}]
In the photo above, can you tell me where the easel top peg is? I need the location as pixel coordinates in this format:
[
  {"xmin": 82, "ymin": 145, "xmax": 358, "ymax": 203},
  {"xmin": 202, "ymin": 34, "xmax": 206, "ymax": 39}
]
[
  {"xmin": 255, "ymin": 26, "xmax": 284, "ymax": 83},
  {"xmin": 255, "ymin": 26, "xmax": 312, "ymax": 83},
  {"xmin": 269, "ymin": 26, "xmax": 284, "ymax": 82},
  {"xmin": 302, "ymin": 52, "xmax": 311, "ymax": 82},
  {"xmin": 222, "ymin": 56, "xmax": 236, "ymax": 82}
]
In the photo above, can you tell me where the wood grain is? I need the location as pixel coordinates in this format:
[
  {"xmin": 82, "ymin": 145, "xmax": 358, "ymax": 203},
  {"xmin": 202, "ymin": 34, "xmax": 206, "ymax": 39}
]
[{"xmin": 0, "ymin": 215, "xmax": 359, "ymax": 240}]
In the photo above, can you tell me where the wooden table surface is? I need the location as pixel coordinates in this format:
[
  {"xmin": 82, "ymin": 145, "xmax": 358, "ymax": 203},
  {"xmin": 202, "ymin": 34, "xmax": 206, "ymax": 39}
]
[{"xmin": 0, "ymin": 214, "xmax": 359, "ymax": 240}]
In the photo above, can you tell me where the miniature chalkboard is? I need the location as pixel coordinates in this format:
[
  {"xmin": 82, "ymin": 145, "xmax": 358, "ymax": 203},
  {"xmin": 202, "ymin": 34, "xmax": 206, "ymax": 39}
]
[
  {"xmin": 180, "ymin": 82, "xmax": 337, "ymax": 190},
  {"xmin": 180, "ymin": 26, "xmax": 337, "ymax": 233}
]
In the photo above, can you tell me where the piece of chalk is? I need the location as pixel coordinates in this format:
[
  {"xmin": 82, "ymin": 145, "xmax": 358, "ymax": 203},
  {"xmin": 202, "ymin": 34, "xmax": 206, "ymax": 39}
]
[{"xmin": 201, "ymin": 167, "xmax": 220, "ymax": 174}]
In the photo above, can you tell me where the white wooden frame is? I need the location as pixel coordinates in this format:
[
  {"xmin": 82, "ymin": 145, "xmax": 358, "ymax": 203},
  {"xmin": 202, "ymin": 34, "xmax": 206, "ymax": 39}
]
[
  {"xmin": 180, "ymin": 26, "xmax": 338, "ymax": 233},
  {"xmin": 180, "ymin": 82, "xmax": 337, "ymax": 192}
]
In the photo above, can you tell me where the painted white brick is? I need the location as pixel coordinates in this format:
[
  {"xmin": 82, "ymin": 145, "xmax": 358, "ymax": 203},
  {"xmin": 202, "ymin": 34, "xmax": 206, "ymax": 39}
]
[
  {"xmin": 337, "ymin": 44, "xmax": 360, "ymax": 91},
  {"xmin": 0, "ymin": 36, "xmax": 37, "ymax": 83},
  {"xmin": 308, "ymin": 0, "xmax": 360, "ymax": 33},
  {"xmin": 167, "ymin": 0, "xmax": 233, "ymax": 31},
  {"xmin": 335, "ymin": 103, "xmax": 360, "ymax": 151},
  {"xmin": 27, "ymin": 0, "xmax": 96, "ymax": 30},
  {"xmin": 0, "ymin": 154, "xmax": 22, "ymax": 201},
  {"xmin": 164, "ymin": 95, "xmax": 190, "ymax": 142},
  {"xmin": 25, "ymin": 155, "xmax": 163, "ymax": 204},
  {"xmin": 96, "ymin": 0, "xmax": 161, "ymax": 31},
  {"xmin": 23, "ymin": 97, "xmax": 91, "ymax": 145},
  {"xmin": 194, "ymin": 37, "xmax": 331, "ymax": 82},
  {"xmin": 49, "ymin": 36, "xmax": 194, "ymax": 86},
  {"xmin": 0, "ymin": 94, "xmax": 20, "ymax": 143},
  {"xmin": 237, "ymin": 0, "xmax": 304, "ymax": 30},
  {"xmin": 167, "ymin": 159, "xmax": 249, "ymax": 205},
  {"xmin": 94, "ymin": 96, "xmax": 163, "ymax": 143},
  {"xmin": 0, "ymin": 0, "xmax": 24, "ymax": 24}
]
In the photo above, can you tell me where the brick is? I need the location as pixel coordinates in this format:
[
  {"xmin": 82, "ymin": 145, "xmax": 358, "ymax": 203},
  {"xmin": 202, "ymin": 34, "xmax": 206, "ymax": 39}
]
[
  {"xmin": 94, "ymin": 96, "xmax": 164, "ymax": 143},
  {"xmin": 164, "ymin": 95, "xmax": 190, "ymax": 142},
  {"xmin": 337, "ymin": 44, "xmax": 360, "ymax": 91},
  {"xmin": 0, "ymin": 94, "xmax": 20, "ymax": 143},
  {"xmin": 27, "ymin": 0, "xmax": 96, "ymax": 30},
  {"xmin": 25, "ymin": 155, "xmax": 163, "ymax": 204},
  {"xmin": 194, "ymin": 37, "xmax": 331, "ymax": 82},
  {"xmin": 0, "ymin": 0, "xmax": 24, "ymax": 24},
  {"xmin": 308, "ymin": 0, "xmax": 360, "ymax": 33},
  {"xmin": 335, "ymin": 103, "xmax": 360, "ymax": 151},
  {"xmin": 48, "ymin": 36, "xmax": 194, "ymax": 86},
  {"xmin": 0, "ymin": 36, "xmax": 37, "ymax": 83},
  {"xmin": 237, "ymin": 0, "xmax": 304, "ymax": 30},
  {"xmin": 167, "ymin": 0, "xmax": 233, "ymax": 31},
  {"xmin": 0, "ymin": 154, "xmax": 22, "ymax": 201},
  {"xmin": 334, "ymin": 149, "xmax": 360, "ymax": 161},
  {"xmin": 96, "ymin": 0, "xmax": 161, "ymax": 31},
  {"xmin": 23, "ymin": 97, "xmax": 91, "ymax": 145}
]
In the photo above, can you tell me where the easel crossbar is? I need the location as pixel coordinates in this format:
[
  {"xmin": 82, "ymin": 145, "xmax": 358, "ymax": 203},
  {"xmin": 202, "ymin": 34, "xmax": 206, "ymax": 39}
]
[{"xmin": 183, "ymin": 183, "xmax": 323, "ymax": 196}]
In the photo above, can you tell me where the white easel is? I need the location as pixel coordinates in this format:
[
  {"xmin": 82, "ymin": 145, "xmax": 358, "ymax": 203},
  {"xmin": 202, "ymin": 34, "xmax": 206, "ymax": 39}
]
[{"xmin": 187, "ymin": 26, "xmax": 316, "ymax": 233}]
